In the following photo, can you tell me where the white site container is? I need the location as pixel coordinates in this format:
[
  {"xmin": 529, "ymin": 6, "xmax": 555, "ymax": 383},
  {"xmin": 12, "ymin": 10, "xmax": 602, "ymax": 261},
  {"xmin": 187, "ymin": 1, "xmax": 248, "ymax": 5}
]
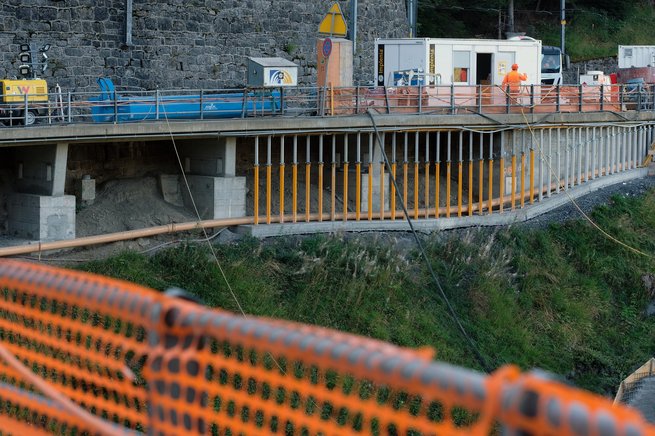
[
  {"xmin": 579, "ymin": 71, "xmax": 610, "ymax": 86},
  {"xmin": 374, "ymin": 37, "xmax": 542, "ymax": 87},
  {"xmin": 618, "ymin": 46, "xmax": 655, "ymax": 69},
  {"xmin": 247, "ymin": 57, "xmax": 298, "ymax": 87}
]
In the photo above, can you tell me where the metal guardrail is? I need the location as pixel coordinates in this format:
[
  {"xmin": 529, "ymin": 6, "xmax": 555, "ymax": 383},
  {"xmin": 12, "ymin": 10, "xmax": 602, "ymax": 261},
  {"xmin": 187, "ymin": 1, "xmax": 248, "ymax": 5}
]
[{"xmin": 1, "ymin": 83, "xmax": 654, "ymax": 127}]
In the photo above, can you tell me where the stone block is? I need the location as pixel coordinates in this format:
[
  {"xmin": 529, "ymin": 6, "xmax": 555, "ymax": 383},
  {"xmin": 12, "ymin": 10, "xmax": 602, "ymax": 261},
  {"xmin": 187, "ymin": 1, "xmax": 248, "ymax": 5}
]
[
  {"xmin": 649, "ymin": 163, "xmax": 655, "ymax": 177},
  {"xmin": 159, "ymin": 174, "xmax": 184, "ymax": 207},
  {"xmin": 182, "ymin": 175, "xmax": 246, "ymax": 220},
  {"xmin": 8, "ymin": 194, "xmax": 75, "ymax": 241},
  {"xmin": 337, "ymin": 169, "xmax": 390, "ymax": 214},
  {"xmin": 76, "ymin": 175, "xmax": 96, "ymax": 204}
]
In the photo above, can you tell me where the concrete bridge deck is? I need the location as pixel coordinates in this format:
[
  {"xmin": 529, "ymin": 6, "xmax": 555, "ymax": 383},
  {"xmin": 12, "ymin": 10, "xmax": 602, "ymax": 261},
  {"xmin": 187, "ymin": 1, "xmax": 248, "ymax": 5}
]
[
  {"xmin": 1, "ymin": 110, "xmax": 654, "ymax": 250},
  {"xmin": 1, "ymin": 111, "xmax": 654, "ymax": 146}
]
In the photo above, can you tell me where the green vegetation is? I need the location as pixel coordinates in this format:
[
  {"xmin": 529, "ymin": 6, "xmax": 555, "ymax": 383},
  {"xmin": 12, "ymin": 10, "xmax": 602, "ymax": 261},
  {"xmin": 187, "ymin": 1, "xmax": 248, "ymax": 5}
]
[
  {"xmin": 418, "ymin": 1, "xmax": 655, "ymax": 61},
  {"xmin": 538, "ymin": 3, "xmax": 655, "ymax": 60},
  {"xmin": 78, "ymin": 190, "xmax": 655, "ymax": 395}
]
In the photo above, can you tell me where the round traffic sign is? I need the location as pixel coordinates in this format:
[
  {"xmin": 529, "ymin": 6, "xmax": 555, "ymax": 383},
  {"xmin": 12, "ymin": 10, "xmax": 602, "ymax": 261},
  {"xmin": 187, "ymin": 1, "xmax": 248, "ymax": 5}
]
[{"xmin": 322, "ymin": 38, "xmax": 332, "ymax": 58}]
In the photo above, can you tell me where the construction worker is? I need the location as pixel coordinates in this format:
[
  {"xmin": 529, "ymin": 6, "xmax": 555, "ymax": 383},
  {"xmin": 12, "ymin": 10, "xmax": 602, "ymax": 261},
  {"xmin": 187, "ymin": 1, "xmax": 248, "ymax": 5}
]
[{"xmin": 502, "ymin": 63, "xmax": 528, "ymax": 95}]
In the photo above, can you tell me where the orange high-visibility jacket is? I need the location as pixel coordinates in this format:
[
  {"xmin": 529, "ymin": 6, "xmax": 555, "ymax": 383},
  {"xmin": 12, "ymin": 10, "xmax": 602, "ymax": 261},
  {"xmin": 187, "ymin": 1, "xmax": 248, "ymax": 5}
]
[{"xmin": 502, "ymin": 70, "xmax": 528, "ymax": 92}]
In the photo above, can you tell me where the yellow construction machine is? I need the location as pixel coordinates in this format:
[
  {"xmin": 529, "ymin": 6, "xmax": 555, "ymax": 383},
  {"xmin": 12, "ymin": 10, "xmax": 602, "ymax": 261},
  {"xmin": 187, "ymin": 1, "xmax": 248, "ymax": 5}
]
[
  {"xmin": 0, "ymin": 78, "xmax": 49, "ymax": 125},
  {"xmin": 0, "ymin": 42, "xmax": 50, "ymax": 125}
]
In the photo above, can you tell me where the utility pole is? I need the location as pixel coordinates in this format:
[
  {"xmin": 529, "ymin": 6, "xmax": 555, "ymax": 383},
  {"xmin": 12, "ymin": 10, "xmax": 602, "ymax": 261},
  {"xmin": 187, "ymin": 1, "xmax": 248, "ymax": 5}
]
[
  {"xmin": 560, "ymin": 0, "xmax": 566, "ymax": 56},
  {"xmin": 125, "ymin": 0, "xmax": 133, "ymax": 46},
  {"xmin": 407, "ymin": 0, "xmax": 418, "ymax": 38},
  {"xmin": 506, "ymin": 0, "xmax": 515, "ymax": 36},
  {"xmin": 350, "ymin": 0, "xmax": 357, "ymax": 53}
]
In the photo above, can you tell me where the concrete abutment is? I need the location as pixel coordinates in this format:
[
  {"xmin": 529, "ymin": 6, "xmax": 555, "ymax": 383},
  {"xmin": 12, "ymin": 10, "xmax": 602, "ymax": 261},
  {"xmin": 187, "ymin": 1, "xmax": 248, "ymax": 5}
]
[{"xmin": 7, "ymin": 143, "xmax": 76, "ymax": 241}]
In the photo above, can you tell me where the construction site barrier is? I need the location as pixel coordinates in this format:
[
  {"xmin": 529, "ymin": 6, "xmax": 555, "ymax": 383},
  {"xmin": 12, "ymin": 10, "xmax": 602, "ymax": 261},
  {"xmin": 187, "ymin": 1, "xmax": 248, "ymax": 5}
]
[{"xmin": 0, "ymin": 259, "xmax": 653, "ymax": 435}]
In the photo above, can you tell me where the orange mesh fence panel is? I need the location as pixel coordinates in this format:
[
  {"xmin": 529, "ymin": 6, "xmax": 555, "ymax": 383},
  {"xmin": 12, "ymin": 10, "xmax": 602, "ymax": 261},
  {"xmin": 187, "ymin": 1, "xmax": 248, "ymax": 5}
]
[{"xmin": 0, "ymin": 259, "xmax": 653, "ymax": 436}]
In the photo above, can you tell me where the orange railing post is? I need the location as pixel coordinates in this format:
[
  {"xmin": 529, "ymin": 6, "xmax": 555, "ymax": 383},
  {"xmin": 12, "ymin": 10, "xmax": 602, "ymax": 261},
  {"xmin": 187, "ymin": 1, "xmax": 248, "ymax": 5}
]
[
  {"xmin": 292, "ymin": 136, "xmax": 298, "ymax": 223},
  {"xmin": 266, "ymin": 136, "xmax": 272, "ymax": 224}
]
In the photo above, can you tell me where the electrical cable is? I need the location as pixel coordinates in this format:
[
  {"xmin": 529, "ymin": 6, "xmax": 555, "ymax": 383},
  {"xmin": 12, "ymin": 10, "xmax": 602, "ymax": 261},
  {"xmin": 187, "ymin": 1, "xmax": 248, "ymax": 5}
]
[
  {"xmin": 367, "ymin": 109, "xmax": 494, "ymax": 373},
  {"xmin": 517, "ymin": 107, "xmax": 655, "ymax": 259},
  {"xmin": 161, "ymin": 107, "xmax": 248, "ymax": 317},
  {"xmin": 137, "ymin": 228, "xmax": 225, "ymax": 254},
  {"xmin": 496, "ymin": 83, "xmax": 654, "ymax": 258},
  {"xmin": 161, "ymin": 105, "xmax": 345, "ymax": 428}
]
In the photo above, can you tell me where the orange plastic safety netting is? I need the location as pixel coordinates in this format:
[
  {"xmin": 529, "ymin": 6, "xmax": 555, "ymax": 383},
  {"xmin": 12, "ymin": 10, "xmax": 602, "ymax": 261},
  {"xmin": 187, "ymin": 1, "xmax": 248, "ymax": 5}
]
[{"xmin": 0, "ymin": 259, "xmax": 652, "ymax": 436}]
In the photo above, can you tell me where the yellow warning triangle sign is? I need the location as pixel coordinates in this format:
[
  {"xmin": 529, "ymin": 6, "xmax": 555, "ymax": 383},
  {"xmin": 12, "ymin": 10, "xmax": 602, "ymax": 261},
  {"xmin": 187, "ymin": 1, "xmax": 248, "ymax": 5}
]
[{"xmin": 318, "ymin": 3, "xmax": 347, "ymax": 37}]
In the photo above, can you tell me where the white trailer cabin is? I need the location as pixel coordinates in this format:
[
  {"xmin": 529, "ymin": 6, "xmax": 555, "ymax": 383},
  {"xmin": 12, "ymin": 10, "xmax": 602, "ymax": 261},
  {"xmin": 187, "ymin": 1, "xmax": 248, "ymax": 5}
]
[
  {"xmin": 618, "ymin": 45, "xmax": 655, "ymax": 68},
  {"xmin": 374, "ymin": 37, "xmax": 542, "ymax": 87}
]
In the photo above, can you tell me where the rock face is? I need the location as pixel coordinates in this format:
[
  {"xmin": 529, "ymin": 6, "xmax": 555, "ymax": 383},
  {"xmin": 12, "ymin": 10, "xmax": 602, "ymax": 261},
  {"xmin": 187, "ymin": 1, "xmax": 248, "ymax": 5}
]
[{"xmin": 0, "ymin": 1, "xmax": 409, "ymax": 92}]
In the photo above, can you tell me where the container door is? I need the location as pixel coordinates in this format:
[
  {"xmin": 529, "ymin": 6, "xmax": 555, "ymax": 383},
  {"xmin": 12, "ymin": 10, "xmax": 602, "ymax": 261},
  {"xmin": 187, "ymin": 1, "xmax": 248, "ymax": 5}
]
[
  {"xmin": 476, "ymin": 53, "xmax": 492, "ymax": 85},
  {"xmin": 398, "ymin": 44, "xmax": 427, "ymax": 77},
  {"xmin": 377, "ymin": 44, "xmax": 402, "ymax": 86},
  {"xmin": 495, "ymin": 52, "xmax": 515, "ymax": 86}
]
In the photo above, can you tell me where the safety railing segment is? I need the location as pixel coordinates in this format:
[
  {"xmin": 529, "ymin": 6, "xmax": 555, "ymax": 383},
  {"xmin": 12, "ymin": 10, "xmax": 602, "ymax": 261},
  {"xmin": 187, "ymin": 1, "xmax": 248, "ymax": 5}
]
[
  {"xmin": 2, "ymin": 82, "xmax": 654, "ymax": 127},
  {"xmin": 0, "ymin": 259, "xmax": 653, "ymax": 435},
  {"xmin": 615, "ymin": 358, "xmax": 655, "ymax": 406}
]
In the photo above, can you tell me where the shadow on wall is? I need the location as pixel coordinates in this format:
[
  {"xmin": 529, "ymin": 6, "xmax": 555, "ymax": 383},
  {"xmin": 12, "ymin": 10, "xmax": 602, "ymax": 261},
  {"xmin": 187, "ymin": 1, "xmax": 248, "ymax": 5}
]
[{"xmin": 0, "ymin": 169, "xmax": 10, "ymax": 233}]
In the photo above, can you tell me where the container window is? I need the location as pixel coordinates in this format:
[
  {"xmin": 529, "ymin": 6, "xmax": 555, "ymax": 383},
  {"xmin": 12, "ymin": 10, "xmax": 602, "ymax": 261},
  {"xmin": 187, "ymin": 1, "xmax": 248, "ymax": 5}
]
[{"xmin": 453, "ymin": 51, "xmax": 470, "ymax": 84}]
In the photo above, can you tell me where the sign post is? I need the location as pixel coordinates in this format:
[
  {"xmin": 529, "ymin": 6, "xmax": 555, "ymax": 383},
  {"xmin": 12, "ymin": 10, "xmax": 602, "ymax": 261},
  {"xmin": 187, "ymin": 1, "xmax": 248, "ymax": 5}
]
[
  {"xmin": 322, "ymin": 37, "xmax": 333, "ymax": 59},
  {"xmin": 318, "ymin": 3, "xmax": 348, "ymax": 116}
]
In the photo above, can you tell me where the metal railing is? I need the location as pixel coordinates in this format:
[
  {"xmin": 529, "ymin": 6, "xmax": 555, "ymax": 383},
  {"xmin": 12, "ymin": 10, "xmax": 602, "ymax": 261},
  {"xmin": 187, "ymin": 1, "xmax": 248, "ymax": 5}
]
[
  {"xmin": 615, "ymin": 358, "xmax": 655, "ymax": 406},
  {"xmin": 1, "ymin": 83, "xmax": 655, "ymax": 127}
]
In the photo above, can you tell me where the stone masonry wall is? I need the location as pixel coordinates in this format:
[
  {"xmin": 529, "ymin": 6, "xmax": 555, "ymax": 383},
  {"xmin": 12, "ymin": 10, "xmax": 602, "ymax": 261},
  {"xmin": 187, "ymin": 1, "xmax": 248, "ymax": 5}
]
[
  {"xmin": 564, "ymin": 57, "xmax": 618, "ymax": 85},
  {"xmin": 0, "ymin": 1, "xmax": 409, "ymax": 92}
]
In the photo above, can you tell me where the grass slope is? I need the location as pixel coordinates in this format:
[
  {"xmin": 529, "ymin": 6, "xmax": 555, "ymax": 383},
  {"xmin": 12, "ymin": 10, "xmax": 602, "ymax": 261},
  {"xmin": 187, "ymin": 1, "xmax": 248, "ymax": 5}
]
[
  {"xmin": 537, "ymin": 4, "xmax": 655, "ymax": 60},
  {"xmin": 78, "ymin": 190, "xmax": 655, "ymax": 396}
]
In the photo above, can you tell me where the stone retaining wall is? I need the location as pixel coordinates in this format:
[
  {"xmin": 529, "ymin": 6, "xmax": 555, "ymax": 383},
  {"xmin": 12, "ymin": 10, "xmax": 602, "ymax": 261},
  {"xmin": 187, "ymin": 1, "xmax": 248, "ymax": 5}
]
[
  {"xmin": 564, "ymin": 57, "xmax": 618, "ymax": 84},
  {"xmin": 0, "ymin": 1, "xmax": 409, "ymax": 92}
]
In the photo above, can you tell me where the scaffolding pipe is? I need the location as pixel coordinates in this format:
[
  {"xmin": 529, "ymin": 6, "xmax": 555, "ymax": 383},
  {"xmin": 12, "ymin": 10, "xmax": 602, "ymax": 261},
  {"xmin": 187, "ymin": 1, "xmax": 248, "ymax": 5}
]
[{"xmin": 0, "ymin": 217, "xmax": 254, "ymax": 258}]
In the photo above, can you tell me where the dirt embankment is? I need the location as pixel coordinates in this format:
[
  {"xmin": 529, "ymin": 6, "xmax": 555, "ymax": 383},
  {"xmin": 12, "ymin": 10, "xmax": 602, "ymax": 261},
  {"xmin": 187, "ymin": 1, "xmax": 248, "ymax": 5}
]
[{"xmin": 76, "ymin": 176, "xmax": 196, "ymax": 237}]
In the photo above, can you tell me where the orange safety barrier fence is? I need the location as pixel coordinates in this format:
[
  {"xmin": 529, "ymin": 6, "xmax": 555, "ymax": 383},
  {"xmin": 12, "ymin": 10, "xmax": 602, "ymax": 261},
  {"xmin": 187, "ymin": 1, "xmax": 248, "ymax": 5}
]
[{"xmin": 0, "ymin": 259, "xmax": 653, "ymax": 435}]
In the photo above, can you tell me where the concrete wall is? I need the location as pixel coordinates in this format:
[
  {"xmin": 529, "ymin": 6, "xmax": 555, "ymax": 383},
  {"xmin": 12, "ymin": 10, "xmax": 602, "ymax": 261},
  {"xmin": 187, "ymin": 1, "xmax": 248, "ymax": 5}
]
[
  {"xmin": 12, "ymin": 144, "xmax": 68, "ymax": 196},
  {"xmin": 0, "ymin": 165, "xmax": 11, "ymax": 233},
  {"xmin": 8, "ymin": 193, "xmax": 75, "ymax": 241},
  {"xmin": 0, "ymin": 1, "xmax": 410, "ymax": 91},
  {"xmin": 66, "ymin": 141, "xmax": 180, "ymax": 192}
]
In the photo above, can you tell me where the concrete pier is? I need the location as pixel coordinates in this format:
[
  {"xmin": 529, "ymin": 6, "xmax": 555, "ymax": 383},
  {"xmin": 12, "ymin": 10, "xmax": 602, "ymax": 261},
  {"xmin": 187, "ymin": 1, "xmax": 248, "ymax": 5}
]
[
  {"xmin": 8, "ymin": 143, "xmax": 76, "ymax": 241},
  {"xmin": 177, "ymin": 137, "xmax": 247, "ymax": 219}
]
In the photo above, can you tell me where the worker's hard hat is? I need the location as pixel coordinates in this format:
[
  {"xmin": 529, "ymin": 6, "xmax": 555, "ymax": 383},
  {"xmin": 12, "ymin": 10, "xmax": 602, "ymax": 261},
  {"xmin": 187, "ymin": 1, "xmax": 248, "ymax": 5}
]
[{"xmin": 511, "ymin": 63, "xmax": 519, "ymax": 70}]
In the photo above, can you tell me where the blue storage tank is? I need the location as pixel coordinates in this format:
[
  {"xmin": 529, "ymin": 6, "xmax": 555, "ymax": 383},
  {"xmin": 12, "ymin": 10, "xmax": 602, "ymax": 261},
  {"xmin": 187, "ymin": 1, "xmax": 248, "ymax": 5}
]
[{"xmin": 90, "ymin": 78, "xmax": 282, "ymax": 123}]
